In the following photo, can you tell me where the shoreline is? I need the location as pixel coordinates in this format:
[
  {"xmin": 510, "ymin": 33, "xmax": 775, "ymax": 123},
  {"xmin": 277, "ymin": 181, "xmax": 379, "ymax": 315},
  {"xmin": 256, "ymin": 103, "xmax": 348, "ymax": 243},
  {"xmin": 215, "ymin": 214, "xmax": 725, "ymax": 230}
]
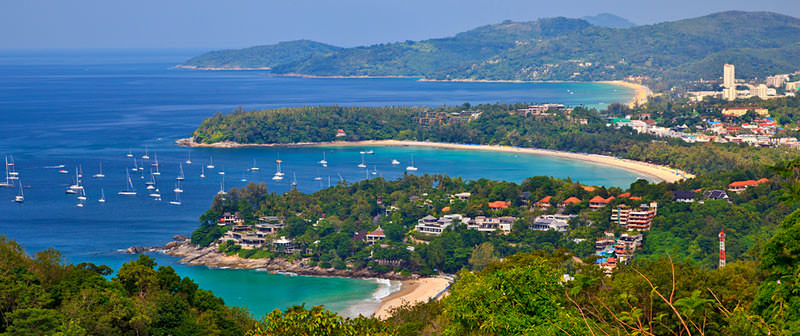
[
  {"xmin": 177, "ymin": 138, "xmax": 693, "ymax": 183},
  {"xmin": 374, "ymin": 278, "xmax": 451, "ymax": 320},
  {"xmin": 141, "ymin": 239, "xmax": 447, "ymax": 318}
]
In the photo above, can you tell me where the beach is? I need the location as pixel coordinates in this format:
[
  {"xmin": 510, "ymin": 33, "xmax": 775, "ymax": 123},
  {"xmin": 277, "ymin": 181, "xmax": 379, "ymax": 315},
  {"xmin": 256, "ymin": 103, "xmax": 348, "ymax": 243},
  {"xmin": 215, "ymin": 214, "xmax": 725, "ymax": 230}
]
[
  {"xmin": 178, "ymin": 138, "xmax": 693, "ymax": 183},
  {"xmin": 599, "ymin": 80, "xmax": 651, "ymax": 107},
  {"xmin": 374, "ymin": 277, "xmax": 451, "ymax": 319}
]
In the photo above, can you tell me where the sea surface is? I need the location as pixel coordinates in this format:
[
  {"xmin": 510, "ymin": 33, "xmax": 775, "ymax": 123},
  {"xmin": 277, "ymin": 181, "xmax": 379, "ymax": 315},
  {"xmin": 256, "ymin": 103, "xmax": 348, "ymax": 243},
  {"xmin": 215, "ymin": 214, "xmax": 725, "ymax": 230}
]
[{"xmin": 0, "ymin": 49, "xmax": 639, "ymax": 318}]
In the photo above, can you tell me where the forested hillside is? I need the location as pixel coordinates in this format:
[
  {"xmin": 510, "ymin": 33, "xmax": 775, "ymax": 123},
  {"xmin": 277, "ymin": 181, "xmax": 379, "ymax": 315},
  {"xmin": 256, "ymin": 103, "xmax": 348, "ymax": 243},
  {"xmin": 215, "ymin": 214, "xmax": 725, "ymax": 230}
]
[{"xmin": 183, "ymin": 11, "xmax": 800, "ymax": 81}]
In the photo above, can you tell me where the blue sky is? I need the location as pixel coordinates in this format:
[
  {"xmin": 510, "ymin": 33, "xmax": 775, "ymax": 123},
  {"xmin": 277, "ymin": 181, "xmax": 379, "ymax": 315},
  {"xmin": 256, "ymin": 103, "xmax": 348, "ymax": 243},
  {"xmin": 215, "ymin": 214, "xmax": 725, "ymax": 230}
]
[{"xmin": 1, "ymin": 0, "xmax": 798, "ymax": 49}]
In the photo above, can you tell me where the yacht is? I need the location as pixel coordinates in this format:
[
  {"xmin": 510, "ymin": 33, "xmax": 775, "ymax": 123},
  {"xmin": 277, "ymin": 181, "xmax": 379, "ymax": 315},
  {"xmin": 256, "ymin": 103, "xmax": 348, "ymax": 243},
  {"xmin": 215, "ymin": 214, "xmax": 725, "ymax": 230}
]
[
  {"xmin": 319, "ymin": 152, "xmax": 327, "ymax": 165},
  {"xmin": 0, "ymin": 157, "xmax": 13, "ymax": 187},
  {"xmin": 98, "ymin": 189, "xmax": 106, "ymax": 203},
  {"xmin": 93, "ymin": 162, "xmax": 105, "ymax": 178},
  {"xmin": 169, "ymin": 186, "xmax": 182, "ymax": 206},
  {"xmin": 200, "ymin": 166, "xmax": 206, "ymax": 178},
  {"xmin": 173, "ymin": 180, "xmax": 183, "ymax": 193},
  {"xmin": 206, "ymin": 156, "xmax": 215, "ymax": 169},
  {"xmin": 185, "ymin": 152, "xmax": 192, "ymax": 165},
  {"xmin": 391, "ymin": 159, "xmax": 400, "ymax": 165},
  {"xmin": 217, "ymin": 176, "xmax": 227, "ymax": 195},
  {"xmin": 126, "ymin": 150, "xmax": 133, "ymax": 158},
  {"xmin": 58, "ymin": 169, "xmax": 69, "ymax": 174},
  {"xmin": 149, "ymin": 188, "xmax": 162, "ymax": 199},
  {"xmin": 77, "ymin": 188, "xmax": 87, "ymax": 201},
  {"xmin": 152, "ymin": 154, "xmax": 161, "ymax": 175},
  {"xmin": 14, "ymin": 182, "xmax": 24, "ymax": 203},
  {"xmin": 406, "ymin": 155, "xmax": 418, "ymax": 171},
  {"xmin": 68, "ymin": 168, "xmax": 84, "ymax": 191},
  {"xmin": 291, "ymin": 172, "xmax": 297, "ymax": 188},
  {"xmin": 177, "ymin": 164, "xmax": 185, "ymax": 181},
  {"xmin": 357, "ymin": 153, "xmax": 367, "ymax": 168},
  {"xmin": 250, "ymin": 159, "xmax": 259, "ymax": 171},
  {"xmin": 141, "ymin": 145, "xmax": 150, "ymax": 159},
  {"xmin": 131, "ymin": 158, "xmax": 139, "ymax": 172},
  {"xmin": 371, "ymin": 166, "xmax": 377, "ymax": 175},
  {"xmin": 272, "ymin": 160, "xmax": 284, "ymax": 180},
  {"xmin": 365, "ymin": 149, "xmax": 374, "ymax": 155},
  {"xmin": 118, "ymin": 170, "xmax": 137, "ymax": 195}
]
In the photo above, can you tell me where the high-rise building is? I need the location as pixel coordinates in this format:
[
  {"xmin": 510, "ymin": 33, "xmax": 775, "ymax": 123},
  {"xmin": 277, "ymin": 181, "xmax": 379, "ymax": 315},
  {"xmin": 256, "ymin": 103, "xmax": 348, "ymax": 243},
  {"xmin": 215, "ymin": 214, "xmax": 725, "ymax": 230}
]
[
  {"xmin": 723, "ymin": 64, "xmax": 735, "ymax": 89},
  {"xmin": 754, "ymin": 84, "xmax": 768, "ymax": 99},
  {"xmin": 766, "ymin": 75, "xmax": 788, "ymax": 88},
  {"xmin": 722, "ymin": 87, "xmax": 737, "ymax": 101}
]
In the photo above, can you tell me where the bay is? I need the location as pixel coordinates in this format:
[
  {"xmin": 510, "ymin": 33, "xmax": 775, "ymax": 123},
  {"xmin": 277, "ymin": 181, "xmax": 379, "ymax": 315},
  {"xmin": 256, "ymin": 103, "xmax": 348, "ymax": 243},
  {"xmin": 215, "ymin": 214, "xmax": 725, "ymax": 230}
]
[{"xmin": 0, "ymin": 49, "xmax": 638, "ymax": 318}]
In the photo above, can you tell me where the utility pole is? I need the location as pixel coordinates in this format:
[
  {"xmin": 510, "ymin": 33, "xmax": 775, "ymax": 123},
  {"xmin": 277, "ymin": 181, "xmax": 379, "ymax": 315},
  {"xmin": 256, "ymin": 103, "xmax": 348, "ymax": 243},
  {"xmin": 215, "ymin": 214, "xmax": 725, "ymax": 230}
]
[{"xmin": 719, "ymin": 230, "xmax": 726, "ymax": 268}]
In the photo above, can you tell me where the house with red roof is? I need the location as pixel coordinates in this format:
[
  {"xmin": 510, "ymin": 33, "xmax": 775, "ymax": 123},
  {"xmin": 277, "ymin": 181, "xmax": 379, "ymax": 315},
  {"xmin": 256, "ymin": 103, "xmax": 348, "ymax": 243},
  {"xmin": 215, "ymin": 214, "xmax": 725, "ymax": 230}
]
[
  {"xmin": 335, "ymin": 129, "xmax": 347, "ymax": 137},
  {"xmin": 488, "ymin": 201, "xmax": 509, "ymax": 210},
  {"xmin": 366, "ymin": 227, "xmax": 386, "ymax": 244},
  {"xmin": 589, "ymin": 195, "xmax": 615, "ymax": 209},
  {"xmin": 535, "ymin": 196, "xmax": 552, "ymax": 209},
  {"xmin": 559, "ymin": 197, "xmax": 581, "ymax": 208},
  {"xmin": 728, "ymin": 178, "xmax": 769, "ymax": 193}
]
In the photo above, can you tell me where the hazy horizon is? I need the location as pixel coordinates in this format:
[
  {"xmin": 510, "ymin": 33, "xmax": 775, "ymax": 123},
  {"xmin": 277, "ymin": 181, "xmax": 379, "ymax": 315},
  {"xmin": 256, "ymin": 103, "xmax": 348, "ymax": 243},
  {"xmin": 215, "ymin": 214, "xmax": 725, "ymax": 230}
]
[{"xmin": 1, "ymin": 0, "xmax": 798, "ymax": 49}]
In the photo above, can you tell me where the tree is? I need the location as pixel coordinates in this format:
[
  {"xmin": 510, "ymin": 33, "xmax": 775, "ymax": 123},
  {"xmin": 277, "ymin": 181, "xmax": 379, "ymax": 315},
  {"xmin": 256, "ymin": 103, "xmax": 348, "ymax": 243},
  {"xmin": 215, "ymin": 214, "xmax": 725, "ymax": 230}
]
[{"xmin": 468, "ymin": 242, "xmax": 497, "ymax": 271}]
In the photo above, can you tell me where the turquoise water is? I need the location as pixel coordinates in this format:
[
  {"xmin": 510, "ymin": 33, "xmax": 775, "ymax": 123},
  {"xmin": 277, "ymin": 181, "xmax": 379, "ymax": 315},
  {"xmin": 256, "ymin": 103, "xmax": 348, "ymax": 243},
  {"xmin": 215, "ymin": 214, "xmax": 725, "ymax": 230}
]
[{"xmin": 0, "ymin": 50, "xmax": 637, "ymax": 318}]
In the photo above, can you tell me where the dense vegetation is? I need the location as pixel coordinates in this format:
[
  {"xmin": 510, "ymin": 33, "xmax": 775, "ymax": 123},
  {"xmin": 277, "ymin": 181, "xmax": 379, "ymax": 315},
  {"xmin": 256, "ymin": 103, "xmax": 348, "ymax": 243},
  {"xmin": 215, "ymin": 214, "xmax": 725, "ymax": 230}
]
[
  {"xmin": 183, "ymin": 11, "xmax": 800, "ymax": 81},
  {"xmin": 192, "ymin": 103, "xmax": 796, "ymax": 175},
  {"xmin": 0, "ymin": 238, "xmax": 255, "ymax": 335},
  {"xmin": 183, "ymin": 40, "xmax": 340, "ymax": 69}
]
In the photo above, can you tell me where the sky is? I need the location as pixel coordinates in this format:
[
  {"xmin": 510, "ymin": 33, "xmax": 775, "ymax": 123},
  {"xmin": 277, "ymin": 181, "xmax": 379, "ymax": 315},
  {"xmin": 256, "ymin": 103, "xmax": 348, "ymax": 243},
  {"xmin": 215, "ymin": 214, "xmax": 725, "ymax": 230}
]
[{"xmin": 1, "ymin": 0, "xmax": 798, "ymax": 49}]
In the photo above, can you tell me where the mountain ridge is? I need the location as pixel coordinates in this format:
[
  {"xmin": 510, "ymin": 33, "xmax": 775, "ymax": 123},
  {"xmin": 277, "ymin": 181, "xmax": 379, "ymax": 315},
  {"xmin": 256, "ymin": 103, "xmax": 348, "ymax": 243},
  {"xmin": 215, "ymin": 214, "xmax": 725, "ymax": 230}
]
[{"xmin": 183, "ymin": 11, "xmax": 800, "ymax": 81}]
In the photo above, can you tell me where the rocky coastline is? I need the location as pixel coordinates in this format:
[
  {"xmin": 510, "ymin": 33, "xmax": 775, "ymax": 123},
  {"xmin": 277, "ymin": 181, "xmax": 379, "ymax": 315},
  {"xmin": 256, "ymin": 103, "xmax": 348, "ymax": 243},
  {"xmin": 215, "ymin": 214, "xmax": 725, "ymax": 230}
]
[{"xmin": 126, "ymin": 237, "xmax": 417, "ymax": 281}]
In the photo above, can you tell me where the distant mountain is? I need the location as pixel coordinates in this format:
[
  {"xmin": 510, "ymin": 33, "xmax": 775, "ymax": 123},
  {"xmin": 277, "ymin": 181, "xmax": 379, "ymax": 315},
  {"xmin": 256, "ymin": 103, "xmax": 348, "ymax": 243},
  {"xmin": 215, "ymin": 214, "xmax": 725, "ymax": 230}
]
[
  {"xmin": 183, "ymin": 40, "xmax": 341, "ymax": 69},
  {"xmin": 182, "ymin": 11, "xmax": 800, "ymax": 81},
  {"xmin": 580, "ymin": 13, "xmax": 636, "ymax": 28}
]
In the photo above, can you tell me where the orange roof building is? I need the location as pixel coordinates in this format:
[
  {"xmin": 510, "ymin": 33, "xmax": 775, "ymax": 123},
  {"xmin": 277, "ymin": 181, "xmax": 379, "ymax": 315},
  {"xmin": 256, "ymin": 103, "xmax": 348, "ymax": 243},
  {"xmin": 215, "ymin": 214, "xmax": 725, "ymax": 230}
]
[
  {"xmin": 559, "ymin": 197, "xmax": 581, "ymax": 207},
  {"xmin": 366, "ymin": 227, "xmax": 386, "ymax": 243},
  {"xmin": 618, "ymin": 192, "xmax": 631, "ymax": 198},
  {"xmin": 488, "ymin": 201, "xmax": 509, "ymax": 209},
  {"xmin": 535, "ymin": 196, "xmax": 552, "ymax": 208},
  {"xmin": 441, "ymin": 206, "xmax": 451, "ymax": 212},
  {"xmin": 589, "ymin": 196, "xmax": 615, "ymax": 209},
  {"xmin": 582, "ymin": 186, "xmax": 597, "ymax": 192},
  {"xmin": 728, "ymin": 178, "xmax": 768, "ymax": 193}
]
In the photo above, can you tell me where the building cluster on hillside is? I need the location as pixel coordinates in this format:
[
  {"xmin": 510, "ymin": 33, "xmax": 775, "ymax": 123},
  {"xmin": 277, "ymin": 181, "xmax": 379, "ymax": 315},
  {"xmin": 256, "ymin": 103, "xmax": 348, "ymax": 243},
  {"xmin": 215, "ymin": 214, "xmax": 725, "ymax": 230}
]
[
  {"xmin": 611, "ymin": 109, "xmax": 800, "ymax": 148},
  {"xmin": 414, "ymin": 213, "xmax": 517, "ymax": 235},
  {"xmin": 217, "ymin": 214, "xmax": 300, "ymax": 252},
  {"xmin": 595, "ymin": 232, "xmax": 644, "ymax": 274},
  {"xmin": 515, "ymin": 103, "xmax": 573, "ymax": 116},
  {"xmin": 688, "ymin": 64, "xmax": 799, "ymax": 102}
]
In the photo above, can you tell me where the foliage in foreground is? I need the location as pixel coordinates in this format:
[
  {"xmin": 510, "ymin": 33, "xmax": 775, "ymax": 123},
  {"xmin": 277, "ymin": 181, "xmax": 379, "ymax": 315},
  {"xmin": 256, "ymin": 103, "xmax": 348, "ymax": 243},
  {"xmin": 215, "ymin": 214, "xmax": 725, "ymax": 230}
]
[{"xmin": 0, "ymin": 238, "xmax": 254, "ymax": 336}]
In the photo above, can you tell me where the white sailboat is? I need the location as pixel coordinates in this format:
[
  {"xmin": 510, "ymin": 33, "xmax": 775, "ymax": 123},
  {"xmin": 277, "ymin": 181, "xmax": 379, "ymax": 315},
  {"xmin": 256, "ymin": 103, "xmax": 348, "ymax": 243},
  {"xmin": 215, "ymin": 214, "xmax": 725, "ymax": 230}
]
[
  {"xmin": 314, "ymin": 168, "xmax": 323, "ymax": 181},
  {"xmin": 14, "ymin": 181, "xmax": 24, "ymax": 203},
  {"xmin": 152, "ymin": 154, "xmax": 160, "ymax": 175},
  {"xmin": 357, "ymin": 153, "xmax": 367, "ymax": 168},
  {"xmin": 146, "ymin": 170, "xmax": 156, "ymax": 190},
  {"xmin": 176, "ymin": 164, "xmax": 185, "ymax": 181},
  {"xmin": 68, "ymin": 168, "xmax": 83, "ymax": 192},
  {"xmin": 169, "ymin": 185, "xmax": 182, "ymax": 206},
  {"xmin": 240, "ymin": 171, "xmax": 247, "ymax": 182},
  {"xmin": 93, "ymin": 162, "xmax": 105, "ymax": 178},
  {"xmin": 131, "ymin": 158, "xmax": 138, "ymax": 172},
  {"xmin": 0, "ymin": 156, "xmax": 13, "ymax": 187},
  {"xmin": 206, "ymin": 156, "xmax": 215, "ymax": 169},
  {"xmin": 77, "ymin": 165, "xmax": 83, "ymax": 179},
  {"xmin": 118, "ymin": 170, "xmax": 136, "ymax": 195},
  {"xmin": 391, "ymin": 159, "xmax": 400, "ymax": 165},
  {"xmin": 141, "ymin": 145, "xmax": 150, "ymax": 159},
  {"xmin": 217, "ymin": 175, "xmax": 227, "ymax": 195},
  {"xmin": 77, "ymin": 187, "xmax": 87, "ymax": 201},
  {"xmin": 200, "ymin": 165, "xmax": 206, "ymax": 178},
  {"xmin": 250, "ymin": 159, "xmax": 259, "ymax": 171},
  {"xmin": 406, "ymin": 155, "xmax": 418, "ymax": 171},
  {"xmin": 371, "ymin": 166, "xmax": 377, "ymax": 175},
  {"xmin": 291, "ymin": 172, "xmax": 297, "ymax": 188},
  {"xmin": 173, "ymin": 180, "xmax": 183, "ymax": 193},
  {"xmin": 98, "ymin": 188, "xmax": 106, "ymax": 203},
  {"xmin": 185, "ymin": 152, "xmax": 192, "ymax": 165},
  {"xmin": 126, "ymin": 149, "xmax": 133, "ymax": 158},
  {"xmin": 319, "ymin": 152, "xmax": 328, "ymax": 165},
  {"xmin": 149, "ymin": 187, "xmax": 161, "ymax": 199},
  {"xmin": 366, "ymin": 149, "xmax": 374, "ymax": 155},
  {"xmin": 272, "ymin": 160, "xmax": 284, "ymax": 180}
]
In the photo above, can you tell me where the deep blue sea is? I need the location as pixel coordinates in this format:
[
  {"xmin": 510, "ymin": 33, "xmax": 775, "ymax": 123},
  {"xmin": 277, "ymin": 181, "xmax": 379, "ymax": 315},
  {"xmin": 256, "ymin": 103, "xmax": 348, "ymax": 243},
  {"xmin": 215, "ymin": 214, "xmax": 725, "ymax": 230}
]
[{"xmin": 0, "ymin": 49, "xmax": 640, "ymax": 317}]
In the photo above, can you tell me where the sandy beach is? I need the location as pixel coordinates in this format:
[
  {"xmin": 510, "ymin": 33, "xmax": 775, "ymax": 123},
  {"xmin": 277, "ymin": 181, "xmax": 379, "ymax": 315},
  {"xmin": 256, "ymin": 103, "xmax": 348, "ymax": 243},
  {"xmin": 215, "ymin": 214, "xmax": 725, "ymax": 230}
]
[
  {"xmin": 374, "ymin": 277, "xmax": 451, "ymax": 320},
  {"xmin": 177, "ymin": 138, "xmax": 694, "ymax": 183},
  {"xmin": 598, "ymin": 80, "xmax": 651, "ymax": 107}
]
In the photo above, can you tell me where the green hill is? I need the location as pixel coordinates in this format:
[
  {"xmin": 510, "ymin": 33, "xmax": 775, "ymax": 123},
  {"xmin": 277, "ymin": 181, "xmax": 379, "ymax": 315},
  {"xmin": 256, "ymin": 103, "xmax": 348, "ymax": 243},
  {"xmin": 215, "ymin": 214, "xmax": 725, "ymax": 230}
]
[
  {"xmin": 183, "ymin": 40, "xmax": 341, "ymax": 69},
  {"xmin": 183, "ymin": 11, "xmax": 800, "ymax": 80},
  {"xmin": 580, "ymin": 13, "xmax": 637, "ymax": 28}
]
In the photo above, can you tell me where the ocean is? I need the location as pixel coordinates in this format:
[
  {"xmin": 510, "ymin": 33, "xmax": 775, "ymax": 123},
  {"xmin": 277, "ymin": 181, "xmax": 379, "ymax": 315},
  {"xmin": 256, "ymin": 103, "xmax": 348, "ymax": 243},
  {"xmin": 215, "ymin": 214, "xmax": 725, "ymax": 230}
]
[{"xmin": 0, "ymin": 49, "xmax": 640, "ymax": 318}]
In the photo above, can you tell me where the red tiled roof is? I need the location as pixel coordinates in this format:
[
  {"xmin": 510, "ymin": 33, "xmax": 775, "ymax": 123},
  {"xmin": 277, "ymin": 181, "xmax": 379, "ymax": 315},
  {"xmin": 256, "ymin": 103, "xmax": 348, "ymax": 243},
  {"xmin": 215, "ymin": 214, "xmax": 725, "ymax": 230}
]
[
  {"xmin": 538, "ymin": 196, "xmax": 552, "ymax": 203},
  {"xmin": 441, "ymin": 206, "xmax": 451, "ymax": 212},
  {"xmin": 562, "ymin": 197, "xmax": 581, "ymax": 205},
  {"xmin": 618, "ymin": 192, "xmax": 631, "ymax": 198},
  {"xmin": 488, "ymin": 201, "xmax": 509, "ymax": 209},
  {"xmin": 589, "ymin": 195, "xmax": 612, "ymax": 204},
  {"xmin": 582, "ymin": 186, "xmax": 597, "ymax": 192},
  {"xmin": 729, "ymin": 179, "xmax": 768, "ymax": 188},
  {"xmin": 630, "ymin": 196, "xmax": 642, "ymax": 200},
  {"xmin": 367, "ymin": 229, "xmax": 385, "ymax": 237}
]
